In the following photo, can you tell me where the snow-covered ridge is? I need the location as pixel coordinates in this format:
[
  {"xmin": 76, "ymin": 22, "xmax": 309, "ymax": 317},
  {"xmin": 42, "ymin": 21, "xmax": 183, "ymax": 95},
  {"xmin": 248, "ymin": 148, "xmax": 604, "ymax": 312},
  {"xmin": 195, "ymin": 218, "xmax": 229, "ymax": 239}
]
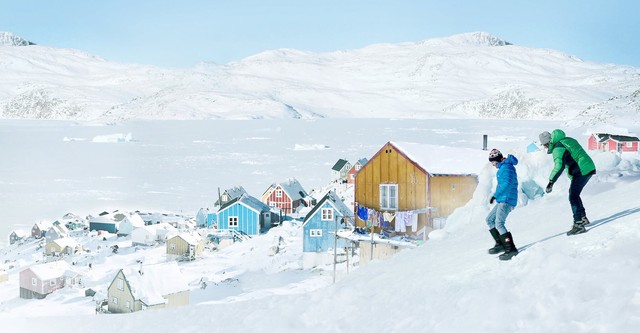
[
  {"xmin": 0, "ymin": 32, "xmax": 35, "ymax": 46},
  {"xmin": 1, "ymin": 31, "xmax": 639, "ymax": 125}
]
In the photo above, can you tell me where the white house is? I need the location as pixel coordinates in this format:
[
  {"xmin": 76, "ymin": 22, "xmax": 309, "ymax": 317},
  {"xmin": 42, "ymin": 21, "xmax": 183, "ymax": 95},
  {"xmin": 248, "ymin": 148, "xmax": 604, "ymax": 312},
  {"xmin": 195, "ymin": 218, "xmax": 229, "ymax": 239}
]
[
  {"xmin": 131, "ymin": 223, "xmax": 178, "ymax": 246},
  {"xmin": 116, "ymin": 212, "xmax": 146, "ymax": 236}
]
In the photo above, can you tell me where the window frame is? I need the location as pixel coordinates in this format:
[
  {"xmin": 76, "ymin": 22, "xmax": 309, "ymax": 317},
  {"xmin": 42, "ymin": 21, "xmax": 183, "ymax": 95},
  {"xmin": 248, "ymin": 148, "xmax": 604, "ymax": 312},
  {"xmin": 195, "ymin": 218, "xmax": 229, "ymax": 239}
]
[
  {"xmin": 228, "ymin": 216, "xmax": 239, "ymax": 228},
  {"xmin": 310, "ymin": 229, "xmax": 323, "ymax": 237},
  {"xmin": 321, "ymin": 208, "xmax": 334, "ymax": 221},
  {"xmin": 117, "ymin": 278, "xmax": 124, "ymax": 290},
  {"xmin": 379, "ymin": 183, "xmax": 399, "ymax": 210}
]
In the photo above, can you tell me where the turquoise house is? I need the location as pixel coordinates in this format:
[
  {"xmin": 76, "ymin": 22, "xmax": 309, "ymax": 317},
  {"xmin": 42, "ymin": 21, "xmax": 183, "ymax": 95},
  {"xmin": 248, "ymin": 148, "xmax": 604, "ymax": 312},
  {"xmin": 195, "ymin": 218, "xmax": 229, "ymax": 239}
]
[{"xmin": 216, "ymin": 194, "xmax": 275, "ymax": 235}]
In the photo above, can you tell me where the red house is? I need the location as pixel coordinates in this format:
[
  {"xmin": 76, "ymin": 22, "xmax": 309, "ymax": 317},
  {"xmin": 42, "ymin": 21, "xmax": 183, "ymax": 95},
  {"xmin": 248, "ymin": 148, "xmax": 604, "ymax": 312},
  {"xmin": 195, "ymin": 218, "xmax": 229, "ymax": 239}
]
[
  {"xmin": 263, "ymin": 178, "xmax": 309, "ymax": 215},
  {"xmin": 347, "ymin": 158, "xmax": 368, "ymax": 184},
  {"xmin": 588, "ymin": 133, "xmax": 640, "ymax": 153}
]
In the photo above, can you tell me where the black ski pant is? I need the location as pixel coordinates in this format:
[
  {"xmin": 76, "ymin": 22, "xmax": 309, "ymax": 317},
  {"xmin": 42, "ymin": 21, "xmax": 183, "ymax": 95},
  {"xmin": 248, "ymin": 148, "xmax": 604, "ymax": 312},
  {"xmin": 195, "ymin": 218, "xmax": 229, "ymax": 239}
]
[{"xmin": 568, "ymin": 173, "xmax": 592, "ymax": 222}]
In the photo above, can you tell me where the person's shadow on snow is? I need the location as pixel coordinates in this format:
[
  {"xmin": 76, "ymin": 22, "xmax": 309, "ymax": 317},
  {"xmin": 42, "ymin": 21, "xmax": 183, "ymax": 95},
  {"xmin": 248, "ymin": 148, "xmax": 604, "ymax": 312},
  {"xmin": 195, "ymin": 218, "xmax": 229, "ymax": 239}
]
[{"xmin": 518, "ymin": 207, "xmax": 640, "ymax": 252}]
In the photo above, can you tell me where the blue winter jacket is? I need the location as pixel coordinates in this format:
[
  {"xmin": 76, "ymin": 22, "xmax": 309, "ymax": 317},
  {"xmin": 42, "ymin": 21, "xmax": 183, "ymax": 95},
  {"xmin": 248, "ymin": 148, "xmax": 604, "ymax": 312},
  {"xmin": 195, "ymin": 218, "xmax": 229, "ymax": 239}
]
[{"xmin": 494, "ymin": 154, "xmax": 519, "ymax": 207}]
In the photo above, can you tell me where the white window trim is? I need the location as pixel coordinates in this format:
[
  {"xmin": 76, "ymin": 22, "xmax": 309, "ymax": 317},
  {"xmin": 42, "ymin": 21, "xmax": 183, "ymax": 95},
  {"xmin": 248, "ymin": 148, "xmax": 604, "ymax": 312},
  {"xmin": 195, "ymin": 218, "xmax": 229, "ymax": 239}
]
[
  {"xmin": 380, "ymin": 183, "xmax": 399, "ymax": 210},
  {"xmin": 275, "ymin": 189, "xmax": 283, "ymax": 198},
  {"xmin": 321, "ymin": 208, "xmax": 334, "ymax": 221},
  {"xmin": 229, "ymin": 216, "xmax": 238, "ymax": 228},
  {"xmin": 32, "ymin": 277, "xmax": 37, "ymax": 286},
  {"xmin": 169, "ymin": 243, "xmax": 176, "ymax": 249},
  {"xmin": 112, "ymin": 296, "xmax": 118, "ymax": 304},
  {"xmin": 117, "ymin": 278, "xmax": 124, "ymax": 290}
]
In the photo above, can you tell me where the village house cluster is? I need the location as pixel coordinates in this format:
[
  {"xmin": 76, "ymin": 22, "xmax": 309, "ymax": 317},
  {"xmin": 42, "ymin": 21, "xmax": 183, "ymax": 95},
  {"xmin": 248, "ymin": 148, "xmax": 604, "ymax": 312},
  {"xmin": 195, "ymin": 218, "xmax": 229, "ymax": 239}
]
[{"xmin": 9, "ymin": 132, "xmax": 628, "ymax": 313}]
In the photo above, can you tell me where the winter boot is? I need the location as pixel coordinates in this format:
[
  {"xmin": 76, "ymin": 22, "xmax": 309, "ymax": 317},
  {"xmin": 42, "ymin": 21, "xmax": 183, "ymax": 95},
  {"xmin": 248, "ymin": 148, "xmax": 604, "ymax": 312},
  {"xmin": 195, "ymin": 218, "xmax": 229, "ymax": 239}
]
[
  {"xmin": 487, "ymin": 228, "xmax": 505, "ymax": 254},
  {"xmin": 498, "ymin": 232, "xmax": 518, "ymax": 261},
  {"xmin": 580, "ymin": 216, "xmax": 591, "ymax": 226},
  {"xmin": 566, "ymin": 221, "xmax": 588, "ymax": 236}
]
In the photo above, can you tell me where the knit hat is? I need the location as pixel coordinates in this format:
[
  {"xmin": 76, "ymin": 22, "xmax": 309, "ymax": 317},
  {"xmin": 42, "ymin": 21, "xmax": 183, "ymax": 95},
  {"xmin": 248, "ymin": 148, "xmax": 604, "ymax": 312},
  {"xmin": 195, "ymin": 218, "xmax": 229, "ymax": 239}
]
[
  {"xmin": 539, "ymin": 131, "xmax": 551, "ymax": 145},
  {"xmin": 488, "ymin": 149, "xmax": 503, "ymax": 162}
]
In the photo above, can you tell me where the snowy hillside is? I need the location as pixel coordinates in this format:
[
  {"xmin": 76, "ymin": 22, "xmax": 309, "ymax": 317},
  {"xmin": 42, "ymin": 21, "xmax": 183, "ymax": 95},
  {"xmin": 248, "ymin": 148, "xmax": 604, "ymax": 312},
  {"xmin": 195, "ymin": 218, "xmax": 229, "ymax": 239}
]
[
  {"xmin": 2, "ymin": 138, "xmax": 639, "ymax": 332},
  {"xmin": 1, "ymin": 31, "xmax": 639, "ymax": 124}
]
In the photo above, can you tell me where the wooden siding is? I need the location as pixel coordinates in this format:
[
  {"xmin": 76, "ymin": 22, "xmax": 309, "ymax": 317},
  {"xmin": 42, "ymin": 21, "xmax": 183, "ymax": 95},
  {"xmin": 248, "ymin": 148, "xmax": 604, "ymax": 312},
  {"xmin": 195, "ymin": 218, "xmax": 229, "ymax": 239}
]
[
  {"xmin": 429, "ymin": 176, "xmax": 478, "ymax": 219},
  {"xmin": 355, "ymin": 142, "xmax": 478, "ymax": 235},
  {"xmin": 354, "ymin": 142, "xmax": 429, "ymax": 233},
  {"xmin": 108, "ymin": 270, "xmax": 141, "ymax": 313},
  {"xmin": 19, "ymin": 269, "xmax": 65, "ymax": 299},
  {"xmin": 217, "ymin": 203, "xmax": 262, "ymax": 235},
  {"xmin": 266, "ymin": 185, "xmax": 293, "ymax": 215},
  {"xmin": 303, "ymin": 202, "xmax": 347, "ymax": 253},
  {"xmin": 166, "ymin": 236, "xmax": 204, "ymax": 258}
]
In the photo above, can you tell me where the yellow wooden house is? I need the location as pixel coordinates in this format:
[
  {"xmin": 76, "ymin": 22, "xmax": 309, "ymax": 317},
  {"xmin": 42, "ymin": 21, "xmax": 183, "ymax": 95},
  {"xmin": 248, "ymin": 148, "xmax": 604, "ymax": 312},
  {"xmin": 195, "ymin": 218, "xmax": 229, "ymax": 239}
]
[{"xmin": 355, "ymin": 141, "xmax": 487, "ymax": 237}]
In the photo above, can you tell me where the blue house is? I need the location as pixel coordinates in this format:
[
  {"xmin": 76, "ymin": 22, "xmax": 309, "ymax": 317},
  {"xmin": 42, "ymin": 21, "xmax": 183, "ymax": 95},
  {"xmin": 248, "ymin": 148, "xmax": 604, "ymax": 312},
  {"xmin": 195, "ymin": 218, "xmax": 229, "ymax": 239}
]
[
  {"xmin": 302, "ymin": 191, "xmax": 354, "ymax": 268},
  {"xmin": 216, "ymin": 194, "xmax": 276, "ymax": 236}
]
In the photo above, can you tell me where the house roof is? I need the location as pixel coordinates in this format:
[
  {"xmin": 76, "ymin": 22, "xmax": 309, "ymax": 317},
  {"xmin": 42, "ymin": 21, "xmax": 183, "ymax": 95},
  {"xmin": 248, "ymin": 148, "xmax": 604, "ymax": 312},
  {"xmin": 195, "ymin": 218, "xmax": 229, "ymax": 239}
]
[
  {"xmin": 386, "ymin": 141, "xmax": 487, "ymax": 175},
  {"xmin": 49, "ymin": 237, "xmax": 79, "ymax": 248},
  {"xmin": 121, "ymin": 262, "xmax": 189, "ymax": 306},
  {"xmin": 593, "ymin": 133, "xmax": 640, "ymax": 142},
  {"xmin": 277, "ymin": 178, "xmax": 308, "ymax": 200},
  {"xmin": 170, "ymin": 233, "xmax": 203, "ymax": 245},
  {"xmin": 332, "ymin": 159, "xmax": 350, "ymax": 171},
  {"xmin": 215, "ymin": 186, "xmax": 248, "ymax": 205},
  {"xmin": 355, "ymin": 158, "xmax": 368, "ymax": 166},
  {"xmin": 27, "ymin": 261, "xmax": 74, "ymax": 280},
  {"xmin": 303, "ymin": 190, "xmax": 354, "ymax": 225},
  {"xmin": 218, "ymin": 194, "xmax": 271, "ymax": 214}
]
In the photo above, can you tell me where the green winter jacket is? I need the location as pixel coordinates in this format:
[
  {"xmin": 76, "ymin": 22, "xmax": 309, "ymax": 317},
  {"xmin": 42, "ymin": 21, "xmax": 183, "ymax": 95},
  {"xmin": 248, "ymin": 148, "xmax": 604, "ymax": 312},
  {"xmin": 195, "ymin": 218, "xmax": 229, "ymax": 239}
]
[{"xmin": 547, "ymin": 129, "xmax": 596, "ymax": 182}]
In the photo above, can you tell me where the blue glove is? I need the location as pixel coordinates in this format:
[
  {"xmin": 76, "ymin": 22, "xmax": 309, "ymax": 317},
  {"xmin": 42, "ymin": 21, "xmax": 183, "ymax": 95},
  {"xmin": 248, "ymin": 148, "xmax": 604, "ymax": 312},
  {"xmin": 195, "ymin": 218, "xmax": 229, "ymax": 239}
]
[
  {"xmin": 545, "ymin": 181, "xmax": 554, "ymax": 193},
  {"xmin": 490, "ymin": 196, "xmax": 496, "ymax": 204}
]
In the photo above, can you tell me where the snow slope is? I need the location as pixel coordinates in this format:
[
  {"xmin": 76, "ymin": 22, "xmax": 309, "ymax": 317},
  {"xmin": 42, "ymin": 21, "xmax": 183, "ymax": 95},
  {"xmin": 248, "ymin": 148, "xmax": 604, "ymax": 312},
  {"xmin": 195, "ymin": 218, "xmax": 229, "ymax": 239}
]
[{"xmin": 1, "ymin": 133, "xmax": 639, "ymax": 332}]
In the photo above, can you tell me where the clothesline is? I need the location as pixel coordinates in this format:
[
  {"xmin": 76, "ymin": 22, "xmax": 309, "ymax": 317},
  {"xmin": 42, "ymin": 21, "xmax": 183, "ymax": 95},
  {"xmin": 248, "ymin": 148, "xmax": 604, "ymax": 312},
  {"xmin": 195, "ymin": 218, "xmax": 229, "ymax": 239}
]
[{"xmin": 355, "ymin": 203, "xmax": 435, "ymax": 233}]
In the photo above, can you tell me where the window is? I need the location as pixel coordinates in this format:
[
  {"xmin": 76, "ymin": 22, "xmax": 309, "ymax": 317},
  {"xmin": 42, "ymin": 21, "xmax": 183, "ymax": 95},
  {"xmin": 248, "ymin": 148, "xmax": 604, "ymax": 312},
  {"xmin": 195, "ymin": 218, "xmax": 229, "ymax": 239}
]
[
  {"xmin": 310, "ymin": 229, "xmax": 323, "ymax": 237},
  {"xmin": 117, "ymin": 278, "xmax": 124, "ymax": 291},
  {"xmin": 112, "ymin": 297, "xmax": 118, "ymax": 304},
  {"xmin": 32, "ymin": 278, "xmax": 37, "ymax": 286},
  {"xmin": 626, "ymin": 142, "xmax": 633, "ymax": 148},
  {"xmin": 380, "ymin": 184, "xmax": 398, "ymax": 210},
  {"xmin": 275, "ymin": 189, "xmax": 283, "ymax": 198},
  {"xmin": 126, "ymin": 301, "xmax": 131, "ymax": 309},
  {"xmin": 229, "ymin": 216, "xmax": 238, "ymax": 228},
  {"xmin": 49, "ymin": 279, "xmax": 56, "ymax": 286},
  {"xmin": 321, "ymin": 208, "xmax": 334, "ymax": 221},
  {"xmin": 169, "ymin": 243, "xmax": 176, "ymax": 250},
  {"xmin": 355, "ymin": 164, "xmax": 361, "ymax": 171}
]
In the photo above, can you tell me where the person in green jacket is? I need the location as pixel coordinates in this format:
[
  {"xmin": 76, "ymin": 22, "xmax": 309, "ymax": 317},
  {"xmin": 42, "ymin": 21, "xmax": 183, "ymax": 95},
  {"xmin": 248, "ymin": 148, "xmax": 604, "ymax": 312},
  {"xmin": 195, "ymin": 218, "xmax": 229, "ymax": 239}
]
[{"xmin": 539, "ymin": 129, "xmax": 596, "ymax": 235}]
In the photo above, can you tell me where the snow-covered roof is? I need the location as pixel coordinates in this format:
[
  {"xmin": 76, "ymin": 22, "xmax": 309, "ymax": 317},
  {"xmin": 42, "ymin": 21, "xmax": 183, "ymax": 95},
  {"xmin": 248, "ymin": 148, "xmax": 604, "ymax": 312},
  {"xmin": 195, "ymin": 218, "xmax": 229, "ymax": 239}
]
[
  {"xmin": 27, "ymin": 261, "xmax": 73, "ymax": 280},
  {"xmin": 121, "ymin": 262, "xmax": 189, "ymax": 306},
  {"xmin": 171, "ymin": 233, "xmax": 203, "ymax": 245},
  {"xmin": 278, "ymin": 178, "xmax": 308, "ymax": 200},
  {"xmin": 49, "ymin": 237, "xmax": 79, "ymax": 248},
  {"xmin": 303, "ymin": 190, "xmax": 354, "ymax": 225},
  {"xmin": 389, "ymin": 141, "xmax": 488, "ymax": 175},
  {"xmin": 219, "ymin": 194, "xmax": 271, "ymax": 214}
]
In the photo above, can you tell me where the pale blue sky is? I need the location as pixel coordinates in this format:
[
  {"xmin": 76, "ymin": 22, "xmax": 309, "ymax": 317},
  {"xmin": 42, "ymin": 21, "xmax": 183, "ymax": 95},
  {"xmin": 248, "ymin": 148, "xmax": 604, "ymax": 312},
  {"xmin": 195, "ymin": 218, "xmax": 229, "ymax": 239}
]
[{"xmin": 1, "ymin": 0, "xmax": 638, "ymax": 68}]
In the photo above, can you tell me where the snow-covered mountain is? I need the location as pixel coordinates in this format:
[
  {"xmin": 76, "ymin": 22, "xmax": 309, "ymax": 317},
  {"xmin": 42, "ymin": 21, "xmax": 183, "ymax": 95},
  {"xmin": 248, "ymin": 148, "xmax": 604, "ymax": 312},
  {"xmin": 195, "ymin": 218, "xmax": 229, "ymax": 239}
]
[{"xmin": 1, "ymin": 31, "xmax": 639, "ymax": 124}]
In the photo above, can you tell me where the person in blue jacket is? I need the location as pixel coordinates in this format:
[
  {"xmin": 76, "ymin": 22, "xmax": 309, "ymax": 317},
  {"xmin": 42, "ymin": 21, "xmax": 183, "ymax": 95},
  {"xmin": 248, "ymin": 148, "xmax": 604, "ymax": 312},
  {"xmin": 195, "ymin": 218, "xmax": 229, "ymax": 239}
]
[{"xmin": 486, "ymin": 149, "xmax": 519, "ymax": 260}]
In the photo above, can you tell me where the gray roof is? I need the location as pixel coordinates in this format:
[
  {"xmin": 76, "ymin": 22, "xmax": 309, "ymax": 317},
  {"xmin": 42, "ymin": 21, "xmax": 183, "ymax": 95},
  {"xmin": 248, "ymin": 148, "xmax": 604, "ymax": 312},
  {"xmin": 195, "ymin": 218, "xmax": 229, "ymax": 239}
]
[
  {"xmin": 278, "ymin": 178, "xmax": 308, "ymax": 201},
  {"xmin": 303, "ymin": 190, "xmax": 354, "ymax": 225}
]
